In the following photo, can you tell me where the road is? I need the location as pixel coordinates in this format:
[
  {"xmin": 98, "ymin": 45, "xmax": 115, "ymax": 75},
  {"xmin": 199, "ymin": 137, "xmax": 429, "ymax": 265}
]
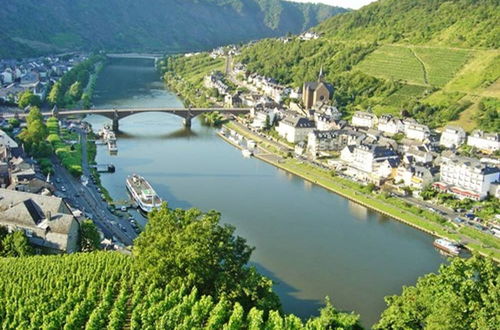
[{"xmin": 51, "ymin": 128, "xmax": 137, "ymax": 246}]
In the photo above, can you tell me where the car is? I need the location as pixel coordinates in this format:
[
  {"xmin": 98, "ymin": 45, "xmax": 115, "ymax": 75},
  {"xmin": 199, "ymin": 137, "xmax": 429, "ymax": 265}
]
[
  {"xmin": 74, "ymin": 193, "xmax": 80, "ymax": 198},
  {"xmin": 120, "ymin": 206, "xmax": 127, "ymax": 212},
  {"xmin": 453, "ymin": 217, "xmax": 465, "ymax": 224},
  {"xmin": 56, "ymin": 178, "xmax": 62, "ymax": 183},
  {"xmin": 61, "ymin": 186, "xmax": 67, "ymax": 192}
]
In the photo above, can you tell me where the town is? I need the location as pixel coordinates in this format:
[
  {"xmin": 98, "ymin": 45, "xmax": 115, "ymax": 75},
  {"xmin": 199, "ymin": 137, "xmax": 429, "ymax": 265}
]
[
  {"xmin": 202, "ymin": 46, "xmax": 500, "ymax": 247},
  {"xmin": 0, "ymin": 0, "xmax": 499, "ymax": 328}
]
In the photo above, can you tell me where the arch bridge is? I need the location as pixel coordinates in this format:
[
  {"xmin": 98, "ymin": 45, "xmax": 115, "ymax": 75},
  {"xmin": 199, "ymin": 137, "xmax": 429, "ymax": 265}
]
[{"xmin": 3, "ymin": 107, "xmax": 251, "ymax": 131}]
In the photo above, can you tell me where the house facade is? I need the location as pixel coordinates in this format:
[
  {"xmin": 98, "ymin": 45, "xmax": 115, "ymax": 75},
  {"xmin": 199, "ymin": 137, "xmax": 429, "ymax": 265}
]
[
  {"xmin": 467, "ymin": 130, "xmax": 499, "ymax": 153},
  {"xmin": 439, "ymin": 126, "xmax": 466, "ymax": 149},
  {"xmin": 405, "ymin": 123, "xmax": 430, "ymax": 141},
  {"xmin": 276, "ymin": 116, "xmax": 315, "ymax": 143},
  {"xmin": 351, "ymin": 111, "xmax": 377, "ymax": 129},
  {"xmin": 435, "ymin": 156, "xmax": 499, "ymax": 200},
  {"xmin": 377, "ymin": 115, "xmax": 403, "ymax": 136}
]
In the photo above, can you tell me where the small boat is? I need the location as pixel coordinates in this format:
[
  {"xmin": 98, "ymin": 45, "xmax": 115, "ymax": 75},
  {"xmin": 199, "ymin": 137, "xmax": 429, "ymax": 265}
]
[
  {"xmin": 433, "ymin": 238, "xmax": 461, "ymax": 255},
  {"xmin": 108, "ymin": 140, "xmax": 118, "ymax": 153},
  {"xmin": 242, "ymin": 149, "xmax": 253, "ymax": 158}
]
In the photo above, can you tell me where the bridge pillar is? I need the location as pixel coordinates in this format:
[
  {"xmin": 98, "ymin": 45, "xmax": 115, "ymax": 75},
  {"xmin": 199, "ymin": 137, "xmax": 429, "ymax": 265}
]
[
  {"xmin": 51, "ymin": 105, "xmax": 59, "ymax": 118},
  {"xmin": 112, "ymin": 110, "xmax": 119, "ymax": 132},
  {"xmin": 183, "ymin": 117, "xmax": 192, "ymax": 128}
]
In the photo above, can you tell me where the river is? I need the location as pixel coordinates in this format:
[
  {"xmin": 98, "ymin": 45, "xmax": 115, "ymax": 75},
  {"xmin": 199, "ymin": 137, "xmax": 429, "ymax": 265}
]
[{"xmin": 86, "ymin": 58, "xmax": 445, "ymax": 327}]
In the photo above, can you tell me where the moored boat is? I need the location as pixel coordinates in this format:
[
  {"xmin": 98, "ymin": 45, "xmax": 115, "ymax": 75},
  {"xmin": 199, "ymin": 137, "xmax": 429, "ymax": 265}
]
[
  {"xmin": 242, "ymin": 149, "xmax": 253, "ymax": 158},
  {"xmin": 433, "ymin": 238, "xmax": 461, "ymax": 255},
  {"xmin": 126, "ymin": 174, "xmax": 162, "ymax": 213}
]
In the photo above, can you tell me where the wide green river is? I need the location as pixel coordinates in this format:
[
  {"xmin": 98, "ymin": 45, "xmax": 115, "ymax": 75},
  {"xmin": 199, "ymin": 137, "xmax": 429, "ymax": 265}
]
[{"xmin": 86, "ymin": 58, "xmax": 445, "ymax": 327}]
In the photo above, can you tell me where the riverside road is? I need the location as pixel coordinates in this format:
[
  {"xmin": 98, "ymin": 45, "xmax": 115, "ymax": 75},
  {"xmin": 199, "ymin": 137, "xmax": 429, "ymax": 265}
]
[{"xmin": 51, "ymin": 128, "xmax": 136, "ymax": 246}]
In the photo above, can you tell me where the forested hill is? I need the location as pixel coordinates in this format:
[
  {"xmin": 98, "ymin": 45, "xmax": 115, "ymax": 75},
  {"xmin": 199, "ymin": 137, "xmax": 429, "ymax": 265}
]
[
  {"xmin": 231, "ymin": 0, "xmax": 499, "ymax": 131},
  {"xmin": 315, "ymin": 0, "xmax": 499, "ymax": 48},
  {"xmin": 0, "ymin": 0, "xmax": 347, "ymax": 58}
]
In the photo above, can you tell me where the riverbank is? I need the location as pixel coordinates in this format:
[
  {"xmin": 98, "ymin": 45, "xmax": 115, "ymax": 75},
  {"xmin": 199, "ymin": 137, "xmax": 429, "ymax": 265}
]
[{"xmin": 221, "ymin": 121, "xmax": 500, "ymax": 262}]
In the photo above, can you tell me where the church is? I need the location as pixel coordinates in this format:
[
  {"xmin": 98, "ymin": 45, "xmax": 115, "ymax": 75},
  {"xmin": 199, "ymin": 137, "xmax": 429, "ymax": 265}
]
[{"xmin": 302, "ymin": 68, "xmax": 334, "ymax": 110}]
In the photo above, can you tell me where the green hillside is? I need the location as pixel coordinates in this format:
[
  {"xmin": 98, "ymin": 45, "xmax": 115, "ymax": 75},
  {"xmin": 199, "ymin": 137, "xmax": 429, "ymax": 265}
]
[
  {"xmin": 315, "ymin": 0, "xmax": 500, "ymax": 48},
  {"xmin": 231, "ymin": 0, "xmax": 500, "ymax": 130},
  {"xmin": 0, "ymin": 0, "xmax": 347, "ymax": 58},
  {"xmin": 0, "ymin": 205, "xmax": 363, "ymax": 329}
]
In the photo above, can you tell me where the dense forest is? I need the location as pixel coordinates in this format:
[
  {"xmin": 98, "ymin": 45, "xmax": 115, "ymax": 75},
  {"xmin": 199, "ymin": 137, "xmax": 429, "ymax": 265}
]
[{"xmin": 0, "ymin": 0, "xmax": 347, "ymax": 58}]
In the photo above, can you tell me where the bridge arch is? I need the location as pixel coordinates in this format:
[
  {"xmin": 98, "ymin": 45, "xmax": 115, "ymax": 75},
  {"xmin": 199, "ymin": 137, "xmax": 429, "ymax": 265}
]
[{"xmin": 3, "ymin": 107, "xmax": 251, "ymax": 131}]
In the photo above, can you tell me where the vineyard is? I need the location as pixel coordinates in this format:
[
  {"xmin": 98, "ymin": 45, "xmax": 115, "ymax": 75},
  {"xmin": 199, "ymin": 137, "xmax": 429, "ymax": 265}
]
[
  {"xmin": 355, "ymin": 45, "xmax": 471, "ymax": 87},
  {"xmin": 0, "ymin": 252, "xmax": 359, "ymax": 329},
  {"xmin": 355, "ymin": 45, "xmax": 426, "ymax": 85}
]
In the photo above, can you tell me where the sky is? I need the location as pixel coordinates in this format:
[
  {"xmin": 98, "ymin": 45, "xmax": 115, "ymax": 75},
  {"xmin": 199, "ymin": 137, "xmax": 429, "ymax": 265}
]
[{"xmin": 289, "ymin": 0, "xmax": 377, "ymax": 9}]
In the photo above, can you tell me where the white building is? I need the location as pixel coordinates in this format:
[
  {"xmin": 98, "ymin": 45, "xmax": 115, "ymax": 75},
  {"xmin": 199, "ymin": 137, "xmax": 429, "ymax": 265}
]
[
  {"xmin": 314, "ymin": 113, "xmax": 343, "ymax": 131},
  {"xmin": 396, "ymin": 165, "xmax": 436, "ymax": 190},
  {"xmin": 341, "ymin": 144, "xmax": 399, "ymax": 176},
  {"xmin": 436, "ymin": 156, "xmax": 499, "ymax": 200},
  {"xmin": 307, "ymin": 130, "xmax": 345, "ymax": 155},
  {"xmin": 276, "ymin": 116, "xmax": 315, "ymax": 143},
  {"xmin": 299, "ymin": 32, "xmax": 320, "ymax": 41},
  {"xmin": 250, "ymin": 108, "xmax": 279, "ymax": 130},
  {"xmin": 405, "ymin": 123, "xmax": 430, "ymax": 142},
  {"xmin": 439, "ymin": 126, "xmax": 466, "ymax": 149},
  {"xmin": 467, "ymin": 130, "xmax": 500, "ymax": 154},
  {"xmin": 404, "ymin": 147, "xmax": 433, "ymax": 164},
  {"xmin": 377, "ymin": 115, "xmax": 403, "ymax": 136},
  {"xmin": 1, "ymin": 70, "xmax": 13, "ymax": 84},
  {"xmin": 351, "ymin": 111, "xmax": 377, "ymax": 129}
]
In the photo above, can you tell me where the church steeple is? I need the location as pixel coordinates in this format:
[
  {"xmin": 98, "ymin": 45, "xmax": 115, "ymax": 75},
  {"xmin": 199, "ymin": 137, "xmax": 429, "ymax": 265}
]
[{"xmin": 318, "ymin": 65, "xmax": 324, "ymax": 82}]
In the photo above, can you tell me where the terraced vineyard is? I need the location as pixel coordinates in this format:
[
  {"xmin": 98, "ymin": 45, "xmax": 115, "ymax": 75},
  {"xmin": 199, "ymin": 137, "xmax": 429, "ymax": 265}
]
[
  {"xmin": 356, "ymin": 44, "xmax": 472, "ymax": 88},
  {"xmin": 415, "ymin": 47, "xmax": 471, "ymax": 87},
  {"xmin": 356, "ymin": 45, "xmax": 426, "ymax": 85},
  {"xmin": 0, "ymin": 252, "xmax": 356, "ymax": 329}
]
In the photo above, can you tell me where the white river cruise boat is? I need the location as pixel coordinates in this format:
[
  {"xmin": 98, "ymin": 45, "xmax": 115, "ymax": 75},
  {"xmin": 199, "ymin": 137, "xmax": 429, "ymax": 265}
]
[
  {"xmin": 126, "ymin": 174, "xmax": 162, "ymax": 213},
  {"xmin": 433, "ymin": 238, "xmax": 461, "ymax": 255}
]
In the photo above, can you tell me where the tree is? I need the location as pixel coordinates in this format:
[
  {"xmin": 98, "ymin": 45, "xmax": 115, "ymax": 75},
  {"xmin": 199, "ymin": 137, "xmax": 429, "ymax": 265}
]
[
  {"xmin": 18, "ymin": 90, "xmax": 41, "ymax": 108},
  {"xmin": 8, "ymin": 118, "xmax": 20, "ymax": 128},
  {"xmin": 47, "ymin": 81, "xmax": 63, "ymax": 106},
  {"xmin": 375, "ymin": 255, "xmax": 500, "ymax": 330},
  {"xmin": 68, "ymin": 81, "xmax": 82, "ymax": 102},
  {"xmin": 79, "ymin": 220, "xmax": 101, "ymax": 252},
  {"xmin": 0, "ymin": 230, "xmax": 32, "ymax": 257},
  {"xmin": 134, "ymin": 204, "xmax": 280, "ymax": 311},
  {"xmin": 26, "ymin": 106, "xmax": 44, "ymax": 126}
]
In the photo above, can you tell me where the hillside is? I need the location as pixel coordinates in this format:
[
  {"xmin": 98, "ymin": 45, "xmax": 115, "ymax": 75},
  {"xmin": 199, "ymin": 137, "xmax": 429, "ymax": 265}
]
[
  {"xmin": 0, "ymin": 0, "xmax": 347, "ymax": 58},
  {"xmin": 231, "ymin": 0, "xmax": 500, "ymax": 130},
  {"xmin": 0, "ymin": 204, "xmax": 363, "ymax": 329},
  {"xmin": 315, "ymin": 0, "xmax": 500, "ymax": 48}
]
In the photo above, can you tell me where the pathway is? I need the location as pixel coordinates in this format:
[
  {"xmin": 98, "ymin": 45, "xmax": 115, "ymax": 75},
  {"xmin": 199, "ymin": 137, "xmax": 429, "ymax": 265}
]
[{"xmin": 409, "ymin": 47, "xmax": 430, "ymax": 85}]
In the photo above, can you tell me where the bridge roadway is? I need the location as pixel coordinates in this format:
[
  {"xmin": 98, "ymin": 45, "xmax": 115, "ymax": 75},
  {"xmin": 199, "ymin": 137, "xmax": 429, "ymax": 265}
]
[{"xmin": 2, "ymin": 107, "xmax": 251, "ymax": 130}]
